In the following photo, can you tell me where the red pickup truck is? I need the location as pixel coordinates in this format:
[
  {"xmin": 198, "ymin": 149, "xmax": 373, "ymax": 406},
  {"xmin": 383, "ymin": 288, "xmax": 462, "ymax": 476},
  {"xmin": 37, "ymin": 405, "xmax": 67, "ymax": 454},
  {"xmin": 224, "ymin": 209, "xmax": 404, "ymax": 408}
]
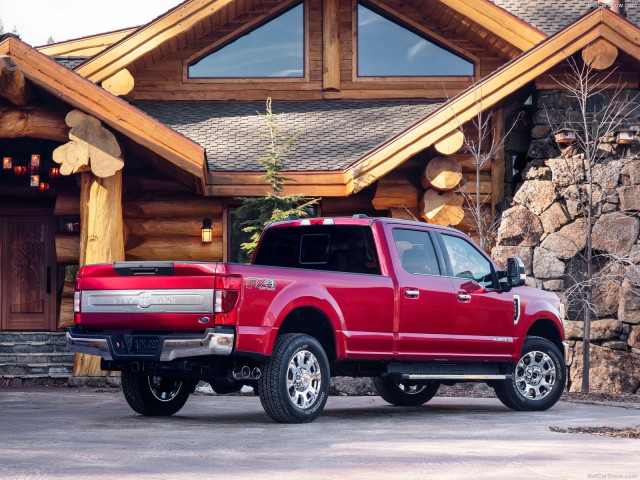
[{"xmin": 67, "ymin": 216, "xmax": 567, "ymax": 423}]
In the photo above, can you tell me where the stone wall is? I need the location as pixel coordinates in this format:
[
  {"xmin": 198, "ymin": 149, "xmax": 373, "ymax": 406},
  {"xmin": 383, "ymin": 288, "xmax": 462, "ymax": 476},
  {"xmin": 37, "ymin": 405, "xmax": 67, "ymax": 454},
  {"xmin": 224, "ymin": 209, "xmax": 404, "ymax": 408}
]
[{"xmin": 493, "ymin": 89, "xmax": 640, "ymax": 394}]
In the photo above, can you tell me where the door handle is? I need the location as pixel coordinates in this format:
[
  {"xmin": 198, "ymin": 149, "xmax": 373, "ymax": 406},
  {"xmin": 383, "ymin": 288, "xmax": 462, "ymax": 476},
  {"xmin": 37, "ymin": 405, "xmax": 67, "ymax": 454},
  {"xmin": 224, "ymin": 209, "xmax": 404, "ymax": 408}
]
[
  {"xmin": 457, "ymin": 293, "xmax": 471, "ymax": 302},
  {"xmin": 404, "ymin": 289, "xmax": 419, "ymax": 299}
]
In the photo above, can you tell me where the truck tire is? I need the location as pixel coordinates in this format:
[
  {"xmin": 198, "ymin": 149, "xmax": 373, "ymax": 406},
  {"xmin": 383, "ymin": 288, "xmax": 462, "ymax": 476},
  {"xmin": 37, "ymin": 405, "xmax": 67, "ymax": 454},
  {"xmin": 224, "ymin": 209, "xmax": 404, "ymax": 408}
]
[
  {"xmin": 258, "ymin": 333, "xmax": 330, "ymax": 423},
  {"xmin": 121, "ymin": 370, "xmax": 191, "ymax": 416},
  {"xmin": 493, "ymin": 336, "xmax": 566, "ymax": 411},
  {"xmin": 373, "ymin": 377, "xmax": 440, "ymax": 406}
]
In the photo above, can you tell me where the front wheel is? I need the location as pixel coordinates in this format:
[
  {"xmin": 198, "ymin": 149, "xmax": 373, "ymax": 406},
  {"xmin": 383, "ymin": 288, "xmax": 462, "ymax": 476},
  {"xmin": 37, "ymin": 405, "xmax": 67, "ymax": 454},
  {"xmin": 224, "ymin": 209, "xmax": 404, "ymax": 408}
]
[
  {"xmin": 121, "ymin": 370, "xmax": 191, "ymax": 416},
  {"xmin": 373, "ymin": 377, "xmax": 440, "ymax": 406},
  {"xmin": 493, "ymin": 336, "xmax": 566, "ymax": 411},
  {"xmin": 258, "ymin": 333, "xmax": 330, "ymax": 423}
]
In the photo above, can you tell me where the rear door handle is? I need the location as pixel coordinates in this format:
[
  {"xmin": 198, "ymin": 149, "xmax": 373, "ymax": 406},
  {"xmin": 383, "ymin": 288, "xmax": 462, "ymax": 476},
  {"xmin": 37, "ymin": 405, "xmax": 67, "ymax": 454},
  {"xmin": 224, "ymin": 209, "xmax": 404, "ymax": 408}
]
[
  {"xmin": 457, "ymin": 293, "xmax": 471, "ymax": 302},
  {"xmin": 404, "ymin": 289, "xmax": 419, "ymax": 299}
]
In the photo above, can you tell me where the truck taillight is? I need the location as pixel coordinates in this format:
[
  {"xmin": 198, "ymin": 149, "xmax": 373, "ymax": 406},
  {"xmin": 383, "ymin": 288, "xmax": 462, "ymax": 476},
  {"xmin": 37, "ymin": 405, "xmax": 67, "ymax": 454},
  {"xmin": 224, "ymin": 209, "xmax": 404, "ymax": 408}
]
[
  {"xmin": 73, "ymin": 292, "xmax": 81, "ymax": 313},
  {"xmin": 214, "ymin": 275, "xmax": 241, "ymax": 315}
]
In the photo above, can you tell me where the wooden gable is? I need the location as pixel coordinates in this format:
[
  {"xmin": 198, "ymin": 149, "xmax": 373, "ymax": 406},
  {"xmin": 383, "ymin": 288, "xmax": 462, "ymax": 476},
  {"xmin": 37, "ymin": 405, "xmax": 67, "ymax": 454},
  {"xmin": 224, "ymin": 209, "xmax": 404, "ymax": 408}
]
[{"xmin": 74, "ymin": 0, "xmax": 545, "ymax": 102}]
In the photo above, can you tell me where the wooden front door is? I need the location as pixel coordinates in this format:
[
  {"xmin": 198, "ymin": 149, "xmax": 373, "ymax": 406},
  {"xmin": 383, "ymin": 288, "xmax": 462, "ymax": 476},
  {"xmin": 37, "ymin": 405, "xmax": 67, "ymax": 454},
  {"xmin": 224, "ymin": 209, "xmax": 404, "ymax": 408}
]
[{"xmin": 1, "ymin": 215, "xmax": 56, "ymax": 331}]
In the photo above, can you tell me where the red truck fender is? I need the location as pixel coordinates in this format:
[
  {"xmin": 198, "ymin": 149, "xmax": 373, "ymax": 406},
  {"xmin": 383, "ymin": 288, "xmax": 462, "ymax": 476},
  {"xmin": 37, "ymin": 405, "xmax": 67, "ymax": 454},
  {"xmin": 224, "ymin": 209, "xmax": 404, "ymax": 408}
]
[
  {"xmin": 513, "ymin": 294, "xmax": 565, "ymax": 360},
  {"xmin": 237, "ymin": 282, "xmax": 347, "ymax": 359}
]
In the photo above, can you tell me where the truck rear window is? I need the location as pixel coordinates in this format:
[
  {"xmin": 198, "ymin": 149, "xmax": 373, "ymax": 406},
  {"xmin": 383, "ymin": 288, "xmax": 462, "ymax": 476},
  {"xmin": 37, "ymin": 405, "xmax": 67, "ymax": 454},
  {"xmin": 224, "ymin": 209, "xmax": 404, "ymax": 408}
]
[{"xmin": 253, "ymin": 225, "xmax": 381, "ymax": 275}]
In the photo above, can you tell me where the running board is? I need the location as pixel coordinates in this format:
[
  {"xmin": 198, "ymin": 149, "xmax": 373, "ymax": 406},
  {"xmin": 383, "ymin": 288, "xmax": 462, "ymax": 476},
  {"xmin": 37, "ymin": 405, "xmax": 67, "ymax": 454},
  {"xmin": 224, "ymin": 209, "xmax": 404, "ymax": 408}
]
[{"xmin": 402, "ymin": 374, "xmax": 509, "ymax": 381}]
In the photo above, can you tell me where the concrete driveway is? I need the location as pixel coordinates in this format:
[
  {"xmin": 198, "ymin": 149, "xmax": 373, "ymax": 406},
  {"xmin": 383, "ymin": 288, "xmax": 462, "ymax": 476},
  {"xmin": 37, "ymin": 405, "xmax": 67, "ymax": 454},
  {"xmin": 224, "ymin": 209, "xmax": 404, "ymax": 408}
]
[{"xmin": 0, "ymin": 387, "xmax": 639, "ymax": 480}]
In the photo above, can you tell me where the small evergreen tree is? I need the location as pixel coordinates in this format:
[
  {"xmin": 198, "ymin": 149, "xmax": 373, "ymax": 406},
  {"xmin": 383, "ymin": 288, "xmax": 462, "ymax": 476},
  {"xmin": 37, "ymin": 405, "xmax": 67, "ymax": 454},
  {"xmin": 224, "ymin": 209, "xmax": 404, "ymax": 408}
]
[
  {"xmin": 47, "ymin": 36, "xmax": 55, "ymax": 45},
  {"xmin": 236, "ymin": 98, "xmax": 318, "ymax": 260},
  {"xmin": 0, "ymin": 18, "xmax": 4, "ymax": 35}
]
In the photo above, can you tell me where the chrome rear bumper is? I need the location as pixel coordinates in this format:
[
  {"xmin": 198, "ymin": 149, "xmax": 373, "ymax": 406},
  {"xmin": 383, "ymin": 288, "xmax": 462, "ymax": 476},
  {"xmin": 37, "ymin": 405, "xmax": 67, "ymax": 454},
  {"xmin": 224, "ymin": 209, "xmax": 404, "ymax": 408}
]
[{"xmin": 66, "ymin": 327, "xmax": 234, "ymax": 361}]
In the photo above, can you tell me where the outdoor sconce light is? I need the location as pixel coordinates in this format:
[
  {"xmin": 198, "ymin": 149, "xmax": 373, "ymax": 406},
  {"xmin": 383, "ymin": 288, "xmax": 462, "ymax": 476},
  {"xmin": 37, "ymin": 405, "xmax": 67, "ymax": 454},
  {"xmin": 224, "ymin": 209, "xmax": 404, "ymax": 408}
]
[
  {"xmin": 615, "ymin": 128, "xmax": 635, "ymax": 144},
  {"xmin": 2, "ymin": 157, "xmax": 12, "ymax": 170},
  {"xmin": 13, "ymin": 165, "xmax": 27, "ymax": 176},
  {"xmin": 201, "ymin": 218, "xmax": 213, "ymax": 244},
  {"xmin": 554, "ymin": 128, "xmax": 577, "ymax": 143},
  {"xmin": 49, "ymin": 166, "xmax": 61, "ymax": 178}
]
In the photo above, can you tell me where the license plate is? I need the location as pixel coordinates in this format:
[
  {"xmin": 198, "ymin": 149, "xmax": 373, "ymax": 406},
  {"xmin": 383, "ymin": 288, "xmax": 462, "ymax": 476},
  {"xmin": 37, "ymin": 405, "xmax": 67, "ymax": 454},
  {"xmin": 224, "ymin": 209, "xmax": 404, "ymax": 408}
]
[{"xmin": 131, "ymin": 337, "xmax": 159, "ymax": 353}]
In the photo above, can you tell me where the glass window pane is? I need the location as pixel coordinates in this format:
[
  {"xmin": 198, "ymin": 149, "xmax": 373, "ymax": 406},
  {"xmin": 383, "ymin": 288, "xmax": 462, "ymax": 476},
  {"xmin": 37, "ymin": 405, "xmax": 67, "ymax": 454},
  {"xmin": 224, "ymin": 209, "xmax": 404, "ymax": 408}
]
[
  {"xmin": 392, "ymin": 229, "xmax": 440, "ymax": 276},
  {"xmin": 441, "ymin": 234, "xmax": 494, "ymax": 287},
  {"xmin": 357, "ymin": 3, "xmax": 473, "ymax": 77},
  {"xmin": 189, "ymin": 3, "xmax": 304, "ymax": 78}
]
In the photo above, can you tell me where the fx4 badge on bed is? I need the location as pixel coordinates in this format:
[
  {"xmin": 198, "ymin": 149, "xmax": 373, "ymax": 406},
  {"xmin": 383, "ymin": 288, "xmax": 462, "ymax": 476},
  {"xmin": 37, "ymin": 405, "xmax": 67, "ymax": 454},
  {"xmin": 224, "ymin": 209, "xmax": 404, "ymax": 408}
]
[{"xmin": 245, "ymin": 277, "xmax": 276, "ymax": 290}]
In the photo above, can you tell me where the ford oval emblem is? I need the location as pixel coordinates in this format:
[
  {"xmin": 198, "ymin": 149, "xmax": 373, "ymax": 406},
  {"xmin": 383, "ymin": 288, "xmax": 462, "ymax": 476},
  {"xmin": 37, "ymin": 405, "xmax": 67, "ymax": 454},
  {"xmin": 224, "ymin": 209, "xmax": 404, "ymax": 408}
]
[
  {"xmin": 198, "ymin": 316, "xmax": 211, "ymax": 323},
  {"xmin": 138, "ymin": 292, "xmax": 152, "ymax": 309}
]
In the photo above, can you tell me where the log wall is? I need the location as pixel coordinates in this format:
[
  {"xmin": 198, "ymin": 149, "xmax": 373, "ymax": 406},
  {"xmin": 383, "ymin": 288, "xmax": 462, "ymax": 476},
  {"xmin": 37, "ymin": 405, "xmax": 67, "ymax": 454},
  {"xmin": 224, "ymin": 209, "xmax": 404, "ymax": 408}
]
[{"xmin": 130, "ymin": 0, "xmax": 506, "ymax": 101}]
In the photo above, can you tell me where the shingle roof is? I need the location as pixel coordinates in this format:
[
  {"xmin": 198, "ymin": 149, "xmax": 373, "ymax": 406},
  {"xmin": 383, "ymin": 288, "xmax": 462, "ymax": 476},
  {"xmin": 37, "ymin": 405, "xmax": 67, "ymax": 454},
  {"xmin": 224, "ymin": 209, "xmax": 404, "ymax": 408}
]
[
  {"xmin": 492, "ymin": 1, "xmax": 640, "ymax": 35},
  {"xmin": 52, "ymin": 56, "xmax": 89, "ymax": 69},
  {"xmin": 135, "ymin": 101, "xmax": 442, "ymax": 172}
]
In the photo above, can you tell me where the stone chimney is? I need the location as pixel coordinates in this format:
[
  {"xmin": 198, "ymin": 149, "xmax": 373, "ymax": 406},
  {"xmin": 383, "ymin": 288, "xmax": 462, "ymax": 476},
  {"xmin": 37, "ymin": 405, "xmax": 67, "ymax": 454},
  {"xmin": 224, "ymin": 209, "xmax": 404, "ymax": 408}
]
[{"xmin": 598, "ymin": 0, "xmax": 626, "ymax": 17}]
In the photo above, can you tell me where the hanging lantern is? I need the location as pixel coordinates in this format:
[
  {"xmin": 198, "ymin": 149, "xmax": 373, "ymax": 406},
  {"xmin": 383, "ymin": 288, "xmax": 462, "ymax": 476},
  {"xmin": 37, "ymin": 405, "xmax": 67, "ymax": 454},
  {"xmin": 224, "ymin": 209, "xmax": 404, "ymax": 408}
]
[{"xmin": 201, "ymin": 218, "xmax": 213, "ymax": 244}]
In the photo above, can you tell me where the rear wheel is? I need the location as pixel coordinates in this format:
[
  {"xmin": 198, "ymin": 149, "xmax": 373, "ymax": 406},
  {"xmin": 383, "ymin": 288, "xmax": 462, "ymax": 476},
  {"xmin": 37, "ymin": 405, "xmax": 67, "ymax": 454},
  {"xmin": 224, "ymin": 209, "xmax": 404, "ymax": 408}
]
[
  {"xmin": 259, "ymin": 333, "xmax": 330, "ymax": 423},
  {"xmin": 493, "ymin": 336, "xmax": 565, "ymax": 411},
  {"xmin": 121, "ymin": 370, "xmax": 191, "ymax": 416},
  {"xmin": 374, "ymin": 377, "xmax": 440, "ymax": 406}
]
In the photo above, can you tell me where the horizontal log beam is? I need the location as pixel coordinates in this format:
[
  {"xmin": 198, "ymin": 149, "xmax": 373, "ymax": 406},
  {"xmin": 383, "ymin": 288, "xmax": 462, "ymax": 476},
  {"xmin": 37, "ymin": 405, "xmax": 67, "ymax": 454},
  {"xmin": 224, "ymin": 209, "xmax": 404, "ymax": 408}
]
[
  {"xmin": 0, "ymin": 104, "xmax": 69, "ymax": 142},
  {"xmin": 55, "ymin": 233, "xmax": 80, "ymax": 264},
  {"xmin": 125, "ymin": 236, "xmax": 223, "ymax": 262}
]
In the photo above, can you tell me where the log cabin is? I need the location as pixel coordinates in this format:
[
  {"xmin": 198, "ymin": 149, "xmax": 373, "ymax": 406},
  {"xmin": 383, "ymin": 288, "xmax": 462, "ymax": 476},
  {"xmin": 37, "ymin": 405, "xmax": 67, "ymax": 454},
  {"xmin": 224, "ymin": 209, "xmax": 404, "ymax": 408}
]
[{"xmin": 1, "ymin": 0, "xmax": 639, "ymax": 386}]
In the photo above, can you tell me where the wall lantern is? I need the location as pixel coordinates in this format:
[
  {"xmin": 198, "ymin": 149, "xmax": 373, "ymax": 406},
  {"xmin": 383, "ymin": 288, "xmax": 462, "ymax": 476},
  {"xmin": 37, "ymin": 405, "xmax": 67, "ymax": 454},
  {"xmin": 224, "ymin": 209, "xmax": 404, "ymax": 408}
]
[
  {"xmin": 554, "ymin": 128, "xmax": 577, "ymax": 144},
  {"xmin": 2, "ymin": 157, "xmax": 12, "ymax": 170},
  {"xmin": 30, "ymin": 154, "xmax": 40, "ymax": 168},
  {"xmin": 13, "ymin": 165, "xmax": 27, "ymax": 176},
  {"xmin": 49, "ymin": 166, "xmax": 61, "ymax": 178},
  {"xmin": 201, "ymin": 218, "xmax": 213, "ymax": 244},
  {"xmin": 615, "ymin": 128, "xmax": 635, "ymax": 144},
  {"xmin": 30, "ymin": 174, "xmax": 40, "ymax": 187}
]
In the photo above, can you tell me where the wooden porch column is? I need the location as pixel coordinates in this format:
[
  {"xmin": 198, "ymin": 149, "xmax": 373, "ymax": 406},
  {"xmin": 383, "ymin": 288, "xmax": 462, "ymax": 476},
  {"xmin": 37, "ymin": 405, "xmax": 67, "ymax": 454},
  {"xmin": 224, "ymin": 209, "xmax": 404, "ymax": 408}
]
[{"xmin": 53, "ymin": 110, "xmax": 125, "ymax": 377}]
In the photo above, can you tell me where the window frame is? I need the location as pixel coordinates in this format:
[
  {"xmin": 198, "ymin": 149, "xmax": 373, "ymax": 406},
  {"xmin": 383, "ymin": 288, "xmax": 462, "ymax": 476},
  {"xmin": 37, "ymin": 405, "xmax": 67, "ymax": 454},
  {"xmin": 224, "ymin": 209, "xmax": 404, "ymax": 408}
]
[
  {"xmin": 183, "ymin": 0, "xmax": 310, "ymax": 83},
  {"xmin": 391, "ymin": 227, "xmax": 444, "ymax": 277},
  {"xmin": 435, "ymin": 231, "xmax": 501, "ymax": 290},
  {"xmin": 352, "ymin": 0, "xmax": 478, "ymax": 82}
]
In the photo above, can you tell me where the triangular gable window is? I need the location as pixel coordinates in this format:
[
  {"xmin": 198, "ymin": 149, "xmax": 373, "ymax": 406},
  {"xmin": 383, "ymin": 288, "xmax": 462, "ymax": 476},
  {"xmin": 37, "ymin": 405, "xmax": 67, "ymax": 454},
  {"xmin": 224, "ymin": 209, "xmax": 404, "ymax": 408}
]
[
  {"xmin": 189, "ymin": 3, "xmax": 304, "ymax": 78},
  {"xmin": 357, "ymin": 3, "xmax": 473, "ymax": 77}
]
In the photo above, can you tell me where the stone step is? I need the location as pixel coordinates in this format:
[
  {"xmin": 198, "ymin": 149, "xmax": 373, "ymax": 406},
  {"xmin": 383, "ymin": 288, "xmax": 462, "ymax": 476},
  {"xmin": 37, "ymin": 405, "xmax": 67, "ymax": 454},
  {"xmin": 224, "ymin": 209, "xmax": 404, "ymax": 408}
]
[
  {"xmin": 0, "ymin": 364, "xmax": 74, "ymax": 376},
  {"xmin": 0, "ymin": 332, "xmax": 67, "ymax": 344}
]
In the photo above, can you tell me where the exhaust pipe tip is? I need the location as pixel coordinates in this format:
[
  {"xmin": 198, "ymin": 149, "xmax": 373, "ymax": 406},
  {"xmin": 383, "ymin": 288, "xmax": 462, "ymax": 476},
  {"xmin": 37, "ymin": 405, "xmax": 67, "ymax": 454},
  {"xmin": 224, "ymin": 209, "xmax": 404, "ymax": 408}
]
[{"xmin": 251, "ymin": 367, "xmax": 261, "ymax": 380}]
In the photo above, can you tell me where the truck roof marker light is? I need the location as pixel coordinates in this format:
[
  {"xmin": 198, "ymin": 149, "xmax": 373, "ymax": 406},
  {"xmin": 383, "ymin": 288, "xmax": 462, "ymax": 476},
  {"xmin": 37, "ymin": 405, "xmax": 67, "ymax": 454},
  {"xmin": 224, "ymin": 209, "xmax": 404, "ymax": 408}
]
[
  {"xmin": 300, "ymin": 219, "xmax": 311, "ymax": 225},
  {"xmin": 300, "ymin": 219, "xmax": 334, "ymax": 226}
]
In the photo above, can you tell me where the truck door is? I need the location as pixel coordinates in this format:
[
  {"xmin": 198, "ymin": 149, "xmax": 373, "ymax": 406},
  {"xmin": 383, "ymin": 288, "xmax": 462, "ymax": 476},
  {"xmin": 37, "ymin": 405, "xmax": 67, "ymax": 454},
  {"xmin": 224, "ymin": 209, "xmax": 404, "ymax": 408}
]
[
  {"xmin": 387, "ymin": 226, "xmax": 456, "ymax": 360},
  {"xmin": 437, "ymin": 233, "xmax": 515, "ymax": 360}
]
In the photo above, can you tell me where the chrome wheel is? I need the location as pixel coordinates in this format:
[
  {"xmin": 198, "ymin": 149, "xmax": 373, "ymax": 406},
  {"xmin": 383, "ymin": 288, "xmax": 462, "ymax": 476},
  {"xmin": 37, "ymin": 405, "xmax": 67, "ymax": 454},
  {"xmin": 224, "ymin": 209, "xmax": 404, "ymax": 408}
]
[
  {"xmin": 286, "ymin": 350, "xmax": 322, "ymax": 409},
  {"xmin": 395, "ymin": 381, "xmax": 428, "ymax": 395},
  {"xmin": 148, "ymin": 376, "xmax": 183, "ymax": 402},
  {"xmin": 515, "ymin": 350, "xmax": 556, "ymax": 400}
]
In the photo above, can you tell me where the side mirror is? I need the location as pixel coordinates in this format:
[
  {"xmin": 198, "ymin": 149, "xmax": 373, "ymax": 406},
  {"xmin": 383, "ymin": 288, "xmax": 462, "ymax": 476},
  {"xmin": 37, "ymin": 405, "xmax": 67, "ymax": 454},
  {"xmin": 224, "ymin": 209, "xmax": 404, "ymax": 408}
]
[{"xmin": 507, "ymin": 257, "xmax": 526, "ymax": 288}]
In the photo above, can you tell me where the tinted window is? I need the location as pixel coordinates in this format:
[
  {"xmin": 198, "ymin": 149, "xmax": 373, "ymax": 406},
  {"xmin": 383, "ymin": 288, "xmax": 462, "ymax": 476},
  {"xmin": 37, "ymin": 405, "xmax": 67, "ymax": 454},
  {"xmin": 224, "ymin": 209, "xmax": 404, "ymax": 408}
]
[
  {"xmin": 357, "ymin": 3, "xmax": 473, "ymax": 77},
  {"xmin": 300, "ymin": 234, "xmax": 330, "ymax": 264},
  {"xmin": 189, "ymin": 3, "xmax": 304, "ymax": 78},
  {"xmin": 392, "ymin": 229, "xmax": 440, "ymax": 276},
  {"xmin": 441, "ymin": 234, "xmax": 494, "ymax": 287},
  {"xmin": 254, "ymin": 225, "xmax": 380, "ymax": 275}
]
